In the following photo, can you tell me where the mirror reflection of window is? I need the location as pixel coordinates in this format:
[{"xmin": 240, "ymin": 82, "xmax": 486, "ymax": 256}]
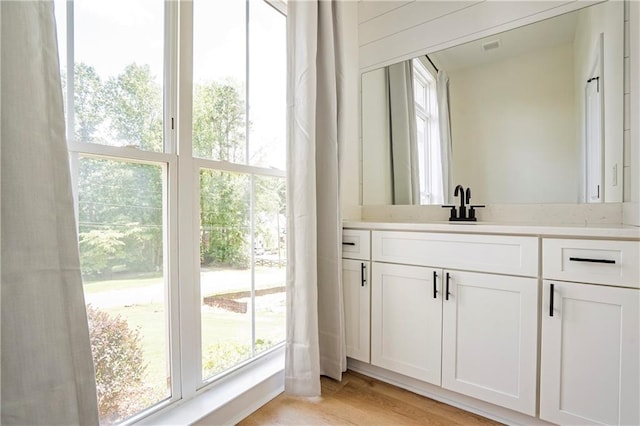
[{"xmin": 412, "ymin": 58, "xmax": 442, "ymax": 205}]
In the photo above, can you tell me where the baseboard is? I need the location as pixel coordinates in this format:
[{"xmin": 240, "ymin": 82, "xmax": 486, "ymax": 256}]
[{"xmin": 348, "ymin": 359, "xmax": 551, "ymax": 426}]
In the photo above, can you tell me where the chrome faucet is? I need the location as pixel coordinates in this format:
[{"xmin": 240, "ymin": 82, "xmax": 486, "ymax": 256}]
[{"xmin": 442, "ymin": 185, "xmax": 485, "ymax": 222}]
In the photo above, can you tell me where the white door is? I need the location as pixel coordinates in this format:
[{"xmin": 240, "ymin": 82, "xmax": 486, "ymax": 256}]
[
  {"xmin": 342, "ymin": 259, "xmax": 370, "ymax": 363},
  {"xmin": 371, "ymin": 262, "xmax": 442, "ymax": 385},
  {"xmin": 540, "ymin": 281, "xmax": 640, "ymax": 425},
  {"xmin": 441, "ymin": 271, "xmax": 538, "ymax": 416}
]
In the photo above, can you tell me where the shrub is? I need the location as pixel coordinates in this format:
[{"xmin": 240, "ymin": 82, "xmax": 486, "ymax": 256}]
[
  {"xmin": 202, "ymin": 339, "xmax": 272, "ymax": 378},
  {"xmin": 86, "ymin": 305, "xmax": 148, "ymax": 424}
]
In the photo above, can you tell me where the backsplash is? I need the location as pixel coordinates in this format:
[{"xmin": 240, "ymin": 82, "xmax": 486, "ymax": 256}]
[{"xmin": 361, "ymin": 203, "xmax": 624, "ymax": 226}]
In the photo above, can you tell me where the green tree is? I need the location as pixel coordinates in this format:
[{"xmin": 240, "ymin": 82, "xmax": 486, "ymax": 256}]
[
  {"xmin": 78, "ymin": 158, "xmax": 163, "ymax": 278},
  {"xmin": 200, "ymin": 170, "xmax": 250, "ymax": 268},
  {"xmin": 194, "ymin": 81, "xmax": 251, "ymax": 268},
  {"xmin": 105, "ymin": 63, "xmax": 163, "ymax": 151},
  {"xmin": 193, "ymin": 81, "xmax": 245, "ymax": 161},
  {"xmin": 74, "ymin": 63, "xmax": 106, "ymax": 143}
]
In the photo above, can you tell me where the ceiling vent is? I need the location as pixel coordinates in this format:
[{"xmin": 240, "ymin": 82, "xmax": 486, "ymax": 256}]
[{"xmin": 482, "ymin": 39, "xmax": 502, "ymax": 52}]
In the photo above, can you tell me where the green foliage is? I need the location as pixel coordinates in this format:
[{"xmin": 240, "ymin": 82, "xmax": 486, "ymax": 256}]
[
  {"xmin": 200, "ymin": 170, "xmax": 250, "ymax": 268},
  {"xmin": 71, "ymin": 62, "xmax": 263, "ymax": 273},
  {"xmin": 74, "ymin": 63, "xmax": 105, "ymax": 143},
  {"xmin": 79, "ymin": 229, "xmax": 126, "ymax": 276},
  {"xmin": 105, "ymin": 63, "xmax": 163, "ymax": 151},
  {"xmin": 86, "ymin": 305, "xmax": 148, "ymax": 423},
  {"xmin": 202, "ymin": 339, "xmax": 272, "ymax": 378},
  {"xmin": 193, "ymin": 81, "xmax": 246, "ymax": 161},
  {"xmin": 78, "ymin": 158, "xmax": 163, "ymax": 278}
]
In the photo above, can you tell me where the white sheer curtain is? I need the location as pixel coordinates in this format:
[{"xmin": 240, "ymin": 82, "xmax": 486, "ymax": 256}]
[
  {"xmin": 1, "ymin": 2, "xmax": 99, "ymax": 424},
  {"xmin": 437, "ymin": 70, "xmax": 454, "ymax": 205},
  {"xmin": 285, "ymin": 0, "xmax": 348, "ymax": 396},
  {"xmin": 388, "ymin": 61, "xmax": 420, "ymax": 205}
]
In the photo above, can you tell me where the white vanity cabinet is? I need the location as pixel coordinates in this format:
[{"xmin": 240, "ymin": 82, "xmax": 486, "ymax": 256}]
[
  {"xmin": 370, "ymin": 262, "xmax": 442, "ymax": 385},
  {"xmin": 341, "ymin": 229, "xmax": 371, "ymax": 363},
  {"xmin": 540, "ymin": 238, "xmax": 640, "ymax": 425},
  {"xmin": 369, "ymin": 231, "xmax": 539, "ymax": 416},
  {"xmin": 441, "ymin": 270, "xmax": 538, "ymax": 416}
]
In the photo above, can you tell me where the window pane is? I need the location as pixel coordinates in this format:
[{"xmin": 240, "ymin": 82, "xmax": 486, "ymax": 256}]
[
  {"xmin": 248, "ymin": 1, "xmax": 286, "ymax": 169},
  {"xmin": 78, "ymin": 157, "xmax": 169, "ymax": 424},
  {"xmin": 415, "ymin": 80, "xmax": 426, "ymax": 109},
  {"xmin": 73, "ymin": 0, "xmax": 164, "ymax": 151},
  {"xmin": 200, "ymin": 169, "xmax": 252, "ymax": 380},
  {"xmin": 253, "ymin": 175, "xmax": 286, "ymax": 352},
  {"xmin": 193, "ymin": 0, "xmax": 247, "ymax": 162}
]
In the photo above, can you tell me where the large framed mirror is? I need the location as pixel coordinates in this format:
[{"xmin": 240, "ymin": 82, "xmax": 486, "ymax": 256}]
[{"xmin": 361, "ymin": 1, "xmax": 624, "ymax": 205}]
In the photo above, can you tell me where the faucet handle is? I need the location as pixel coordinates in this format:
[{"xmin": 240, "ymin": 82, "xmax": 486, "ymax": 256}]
[
  {"xmin": 468, "ymin": 205, "xmax": 485, "ymax": 221},
  {"xmin": 442, "ymin": 205, "xmax": 457, "ymax": 221}
]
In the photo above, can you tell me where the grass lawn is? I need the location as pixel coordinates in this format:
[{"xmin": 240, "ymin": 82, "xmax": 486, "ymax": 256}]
[
  {"xmin": 84, "ymin": 270, "xmax": 285, "ymax": 405},
  {"xmin": 83, "ymin": 274, "xmax": 162, "ymax": 293}
]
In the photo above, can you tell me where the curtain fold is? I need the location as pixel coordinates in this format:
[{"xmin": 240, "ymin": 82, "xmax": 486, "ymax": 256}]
[
  {"xmin": 285, "ymin": 0, "xmax": 347, "ymax": 396},
  {"xmin": 1, "ymin": 2, "xmax": 100, "ymax": 424},
  {"xmin": 437, "ymin": 70, "xmax": 454, "ymax": 205},
  {"xmin": 388, "ymin": 61, "xmax": 420, "ymax": 205}
]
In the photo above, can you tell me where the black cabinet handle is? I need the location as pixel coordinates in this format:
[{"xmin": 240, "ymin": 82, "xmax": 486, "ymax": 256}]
[
  {"xmin": 445, "ymin": 272, "xmax": 451, "ymax": 301},
  {"xmin": 549, "ymin": 283, "xmax": 555, "ymax": 317},
  {"xmin": 433, "ymin": 271, "xmax": 438, "ymax": 299},
  {"xmin": 342, "ymin": 241, "xmax": 356, "ymax": 246},
  {"xmin": 361, "ymin": 263, "xmax": 366, "ymax": 287},
  {"xmin": 569, "ymin": 257, "xmax": 615, "ymax": 264}
]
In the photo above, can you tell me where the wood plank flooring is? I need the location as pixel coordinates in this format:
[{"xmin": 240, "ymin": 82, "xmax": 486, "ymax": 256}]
[{"xmin": 238, "ymin": 371, "xmax": 501, "ymax": 425}]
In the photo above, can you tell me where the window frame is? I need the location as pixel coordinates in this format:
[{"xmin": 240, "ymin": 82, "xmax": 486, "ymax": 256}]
[
  {"xmin": 59, "ymin": 0, "xmax": 287, "ymax": 423},
  {"xmin": 412, "ymin": 57, "xmax": 439, "ymax": 205}
]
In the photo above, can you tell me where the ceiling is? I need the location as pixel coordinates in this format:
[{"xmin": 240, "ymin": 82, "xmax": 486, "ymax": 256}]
[{"xmin": 430, "ymin": 11, "xmax": 579, "ymax": 72}]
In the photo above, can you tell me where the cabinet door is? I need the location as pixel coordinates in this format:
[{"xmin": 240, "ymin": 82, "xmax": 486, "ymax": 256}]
[
  {"xmin": 540, "ymin": 281, "xmax": 640, "ymax": 425},
  {"xmin": 342, "ymin": 259, "xmax": 370, "ymax": 363},
  {"xmin": 371, "ymin": 262, "xmax": 442, "ymax": 385},
  {"xmin": 441, "ymin": 271, "xmax": 538, "ymax": 416}
]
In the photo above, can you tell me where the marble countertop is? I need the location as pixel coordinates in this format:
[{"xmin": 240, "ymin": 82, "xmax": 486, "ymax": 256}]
[{"xmin": 343, "ymin": 220, "xmax": 640, "ymax": 239}]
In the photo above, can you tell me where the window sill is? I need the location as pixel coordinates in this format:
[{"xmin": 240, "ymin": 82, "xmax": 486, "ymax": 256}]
[{"xmin": 138, "ymin": 346, "xmax": 285, "ymax": 425}]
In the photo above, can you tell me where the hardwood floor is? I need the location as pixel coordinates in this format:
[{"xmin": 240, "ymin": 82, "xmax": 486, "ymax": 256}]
[{"xmin": 238, "ymin": 371, "xmax": 501, "ymax": 425}]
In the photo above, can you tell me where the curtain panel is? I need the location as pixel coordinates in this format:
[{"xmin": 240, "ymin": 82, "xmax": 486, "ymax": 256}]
[
  {"xmin": 388, "ymin": 61, "xmax": 420, "ymax": 205},
  {"xmin": 285, "ymin": 0, "xmax": 348, "ymax": 396},
  {"xmin": 1, "ymin": 2, "xmax": 99, "ymax": 424},
  {"xmin": 436, "ymin": 70, "xmax": 454, "ymax": 205}
]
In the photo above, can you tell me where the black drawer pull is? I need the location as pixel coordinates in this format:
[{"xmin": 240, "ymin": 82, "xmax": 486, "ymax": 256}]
[
  {"xmin": 445, "ymin": 272, "xmax": 451, "ymax": 301},
  {"xmin": 342, "ymin": 242, "xmax": 356, "ymax": 246},
  {"xmin": 569, "ymin": 257, "xmax": 615, "ymax": 264},
  {"xmin": 433, "ymin": 271, "xmax": 438, "ymax": 299},
  {"xmin": 549, "ymin": 283, "xmax": 555, "ymax": 317}
]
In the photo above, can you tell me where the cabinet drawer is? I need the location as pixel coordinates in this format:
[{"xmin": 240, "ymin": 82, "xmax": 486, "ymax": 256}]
[
  {"xmin": 543, "ymin": 239, "xmax": 639, "ymax": 288},
  {"xmin": 372, "ymin": 231, "xmax": 538, "ymax": 277},
  {"xmin": 342, "ymin": 229, "xmax": 371, "ymax": 260}
]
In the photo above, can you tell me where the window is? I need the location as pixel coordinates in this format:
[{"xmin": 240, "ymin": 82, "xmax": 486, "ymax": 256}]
[
  {"xmin": 412, "ymin": 58, "xmax": 442, "ymax": 205},
  {"xmin": 55, "ymin": 0, "xmax": 286, "ymax": 423}
]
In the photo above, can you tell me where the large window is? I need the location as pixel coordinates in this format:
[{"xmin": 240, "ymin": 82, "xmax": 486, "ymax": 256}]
[
  {"xmin": 193, "ymin": 0, "xmax": 286, "ymax": 383},
  {"xmin": 55, "ymin": 0, "xmax": 286, "ymax": 423},
  {"xmin": 413, "ymin": 58, "xmax": 442, "ymax": 205}
]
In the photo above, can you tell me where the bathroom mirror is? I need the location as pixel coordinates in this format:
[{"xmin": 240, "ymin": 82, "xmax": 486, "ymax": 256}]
[{"xmin": 361, "ymin": 1, "xmax": 624, "ymax": 205}]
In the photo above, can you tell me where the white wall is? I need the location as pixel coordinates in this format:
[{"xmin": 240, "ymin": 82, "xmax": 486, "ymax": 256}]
[
  {"xmin": 361, "ymin": 68, "xmax": 393, "ymax": 205},
  {"xmin": 623, "ymin": 0, "xmax": 640, "ymax": 225},
  {"xmin": 573, "ymin": 0, "xmax": 624, "ymax": 203},
  {"xmin": 359, "ymin": 1, "xmax": 598, "ymax": 72},
  {"xmin": 449, "ymin": 43, "xmax": 578, "ymax": 204},
  {"xmin": 340, "ymin": 1, "xmax": 362, "ymax": 220}
]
